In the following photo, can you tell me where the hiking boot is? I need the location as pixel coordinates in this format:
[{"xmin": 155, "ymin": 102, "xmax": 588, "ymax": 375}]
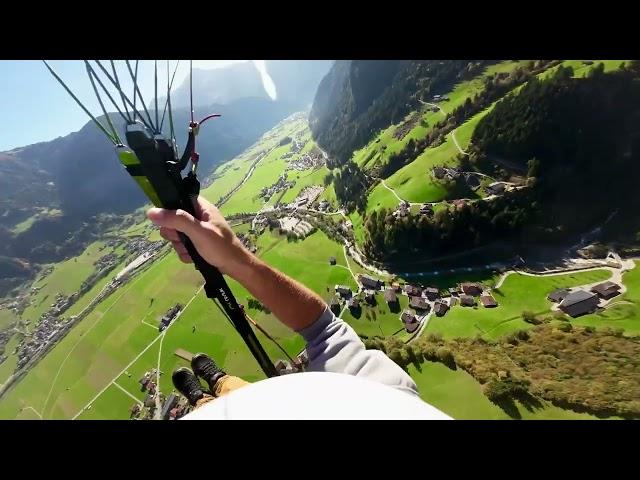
[
  {"xmin": 171, "ymin": 367, "xmax": 205, "ymax": 406},
  {"xmin": 191, "ymin": 353, "xmax": 226, "ymax": 392}
]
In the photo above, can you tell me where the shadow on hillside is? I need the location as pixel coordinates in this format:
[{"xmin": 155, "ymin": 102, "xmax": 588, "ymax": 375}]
[
  {"xmin": 494, "ymin": 397, "xmax": 522, "ymax": 419},
  {"xmin": 493, "ymin": 391, "xmax": 544, "ymax": 419}
]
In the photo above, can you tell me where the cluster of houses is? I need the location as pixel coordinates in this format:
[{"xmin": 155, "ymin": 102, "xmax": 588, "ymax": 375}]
[
  {"xmin": 156, "ymin": 393, "xmax": 191, "ymax": 420},
  {"xmin": 15, "ymin": 275, "xmax": 120, "ymax": 371},
  {"xmin": 0, "ymin": 329, "xmax": 13, "ymax": 365},
  {"xmin": 138, "ymin": 369, "xmax": 158, "ymax": 396},
  {"xmin": 259, "ymin": 174, "xmax": 294, "ymax": 202},
  {"xmin": 331, "ymin": 275, "xmax": 385, "ymax": 314},
  {"xmin": 15, "ymin": 314, "xmax": 73, "ymax": 369},
  {"xmin": 393, "ymin": 201, "xmax": 411, "ymax": 219},
  {"xmin": 431, "ymin": 166, "xmax": 482, "ymax": 190},
  {"xmin": 548, "ymin": 280, "xmax": 622, "ymax": 317},
  {"xmin": 125, "ymin": 238, "xmax": 163, "ymax": 257},
  {"xmin": 400, "ymin": 282, "xmax": 498, "ymax": 333},
  {"xmin": 392, "ymin": 201, "xmax": 435, "ymax": 219},
  {"xmin": 158, "ymin": 303, "xmax": 183, "ymax": 332},
  {"xmin": 287, "ymin": 153, "xmax": 325, "ymax": 172},
  {"xmin": 131, "ymin": 371, "xmax": 193, "ymax": 420},
  {"xmin": 330, "ymin": 271, "xmax": 499, "ymax": 334},
  {"xmin": 93, "ymin": 251, "xmax": 120, "ymax": 272}
]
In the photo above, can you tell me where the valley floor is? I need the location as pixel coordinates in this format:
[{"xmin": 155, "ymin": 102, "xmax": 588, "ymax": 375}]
[{"xmin": 2, "ymin": 69, "xmax": 639, "ymax": 419}]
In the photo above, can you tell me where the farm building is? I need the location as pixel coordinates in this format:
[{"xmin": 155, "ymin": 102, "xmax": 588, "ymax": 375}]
[
  {"xmin": 409, "ymin": 296, "xmax": 430, "ymax": 312},
  {"xmin": 424, "ymin": 287, "xmax": 440, "ymax": 300},
  {"xmin": 547, "ymin": 288, "xmax": 570, "ymax": 303},
  {"xmin": 460, "ymin": 283, "xmax": 483, "ymax": 296},
  {"xmin": 559, "ymin": 290, "xmax": 600, "ymax": 317},
  {"xmin": 358, "ymin": 274, "xmax": 384, "ymax": 290},
  {"xmin": 275, "ymin": 359, "xmax": 296, "ymax": 375},
  {"xmin": 335, "ymin": 285, "xmax": 352, "ymax": 298},
  {"xmin": 401, "ymin": 310, "xmax": 420, "ymax": 333},
  {"xmin": 480, "ymin": 295, "xmax": 498, "ymax": 308},
  {"xmin": 464, "ymin": 173, "xmax": 481, "ymax": 189},
  {"xmin": 420, "ymin": 204, "xmax": 434, "ymax": 216},
  {"xmin": 460, "ymin": 295, "xmax": 476, "ymax": 307},
  {"xmin": 590, "ymin": 281, "xmax": 621, "ymax": 300},
  {"xmin": 405, "ymin": 284, "xmax": 423, "ymax": 297},
  {"xmin": 433, "ymin": 301, "xmax": 449, "ymax": 317}
]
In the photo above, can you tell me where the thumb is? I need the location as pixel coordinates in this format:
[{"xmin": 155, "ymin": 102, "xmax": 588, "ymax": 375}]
[{"xmin": 147, "ymin": 208, "xmax": 201, "ymax": 239}]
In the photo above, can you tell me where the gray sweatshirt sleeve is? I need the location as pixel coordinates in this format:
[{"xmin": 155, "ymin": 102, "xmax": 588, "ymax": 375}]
[{"xmin": 297, "ymin": 307, "xmax": 419, "ymax": 397}]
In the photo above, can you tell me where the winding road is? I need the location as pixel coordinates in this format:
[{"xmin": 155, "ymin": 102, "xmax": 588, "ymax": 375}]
[{"xmin": 419, "ymin": 100, "xmax": 469, "ymax": 157}]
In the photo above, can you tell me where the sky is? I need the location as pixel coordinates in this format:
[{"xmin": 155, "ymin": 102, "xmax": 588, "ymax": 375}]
[{"xmin": 0, "ymin": 60, "xmax": 259, "ymax": 151}]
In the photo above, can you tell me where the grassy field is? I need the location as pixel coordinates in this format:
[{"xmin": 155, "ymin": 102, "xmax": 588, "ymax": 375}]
[
  {"xmin": 539, "ymin": 60, "xmax": 631, "ymax": 81},
  {"xmin": 347, "ymin": 210, "xmax": 366, "ymax": 247},
  {"xmin": 408, "ymin": 362, "xmax": 601, "ymax": 420},
  {"xmin": 257, "ymin": 230, "xmax": 358, "ymax": 295},
  {"xmin": 78, "ymin": 228, "xmax": 357, "ymax": 419},
  {"xmin": 426, "ymin": 269, "xmax": 613, "ymax": 340},
  {"xmin": 0, "ymin": 226, "xmax": 360, "ymax": 419},
  {"xmin": 0, "ymin": 253, "xmax": 203, "ymax": 419},
  {"xmin": 341, "ymin": 293, "xmax": 409, "ymax": 339}
]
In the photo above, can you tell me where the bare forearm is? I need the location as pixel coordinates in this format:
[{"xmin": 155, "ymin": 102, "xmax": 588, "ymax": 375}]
[
  {"xmin": 146, "ymin": 197, "xmax": 326, "ymax": 331},
  {"xmin": 233, "ymin": 254, "xmax": 326, "ymax": 332}
]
